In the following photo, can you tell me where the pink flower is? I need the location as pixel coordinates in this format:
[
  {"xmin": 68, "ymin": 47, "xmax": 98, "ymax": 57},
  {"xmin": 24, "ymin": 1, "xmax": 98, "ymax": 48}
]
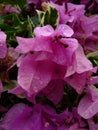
[
  {"xmin": 17, "ymin": 53, "xmax": 66, "ymax": 96},
  {"xmin": 73, "ymin": 15, "xmax": 98, "ymax": 51},
  {"xmin": 0, "ymin": 103, "xmax": 67, "ymax": 130},
  {"xmin": 16, "ymin": 24, "xmax": 78, "ymax": 66},
  {"xmin": 16, "ymin": 24, "xmax": 93, "ymax": 97},
  {"xmin": 0, "ymin": 103, "xmax": 87, "ymax": 130},
  {"xmin": 65, "ymin": 72, "xmax": 89, "ymax": 94},
  {"xmin": 78, "ymin": 86, "xmax": 98, "ymax": 119},
  {"xmin": 15, "ymin": 24, "xmax": 79, "ymax": 98},
  {"xmin": 9, "ymin": 80, "xmax": 65, "ymax": 104},
  {"xmin": 65, "ymin": 45, "xmax": 93, "ymax": 77},
  {"xmin": 50, "ymin": 2, "xmax": 85, "ymax": 24}
]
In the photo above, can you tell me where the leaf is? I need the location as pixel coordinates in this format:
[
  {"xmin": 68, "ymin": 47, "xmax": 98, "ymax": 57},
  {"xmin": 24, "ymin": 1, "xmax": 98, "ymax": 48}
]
[
  {"xmin": 4, "ymin": 81, "xmax": 17, "ymax": 91},
  {"xmin": 89, "ymin": 56, "xmax": 98, "ymax": 66},
  {"xmin": 0, "ymin": 0, "xmax": 26, "ymax": 10},
  {"xmin": 37, "ymin": 2, "xmax": 59, "ymax": 29}
]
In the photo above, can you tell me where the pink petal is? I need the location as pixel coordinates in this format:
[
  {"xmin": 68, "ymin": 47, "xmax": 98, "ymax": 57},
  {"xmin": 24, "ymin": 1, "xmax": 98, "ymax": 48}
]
[
  {"xmin": 65, "ymin": 72, "xmax": 87, "ymax": 94},
  {"xmin": 42, "ymin": 80, "xmax": 64, "ymax": 104},
  {"xmin": 0, "ymin": 31, "xmax": 7, "ymax": 58},
  {"xmin": 78, "ymin": 94, "xmax": 98, "ymax": 119},
  {"xmin": 16, "ymin": 36, "xmax": 35, "ymax": 54},
  {"xmin": 18, "ymin": 54, "xmax": 52, "ymax": 94},
  {"xmin": 16, "ymin": 36, "xmax": 53, "ymax": 54},
  {"xmin": 55, "ymin": 24, "xmax": 74, "ymax": 37},
  {"xmin": 34, "ymin": 25, "xmax": 54, "ymax": 37},
  {"xmin": 0, "ymin": 103, "xmax": 26, "ymax": 129},
  {"xmin": 66, "ymin": 45, "xmax": 93, "ymax": 76}
]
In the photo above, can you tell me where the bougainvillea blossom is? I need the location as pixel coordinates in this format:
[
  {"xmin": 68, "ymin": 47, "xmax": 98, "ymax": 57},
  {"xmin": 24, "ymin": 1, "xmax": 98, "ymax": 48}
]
[
  {"xmin": 50, "ymin": 2, "xmax": 85, "ymax": 24},
  {"xmin": 78, "ymin": 86, "xmax": 98, "ymax": 119},
  {"xmin": 0, "ymin": 103, "xmax": 88, "ymax": 130}
]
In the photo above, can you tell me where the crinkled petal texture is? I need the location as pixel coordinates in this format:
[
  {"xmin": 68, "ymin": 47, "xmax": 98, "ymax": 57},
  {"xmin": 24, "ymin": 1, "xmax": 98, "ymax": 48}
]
[
  {"xmin": 16, "ymin": 24, "xmax": 78, "ymax": 67},
  {"xmin": 16, "ymin": 36, "xmax": 53, "ymax": 54},
  {"xmin": 0, "ymin": 103, "xmax": 87, "ymax": 130},
  {"xmin": 16, "ymin": 24, "xmax": 79, "ymax": 97},
  {"xmin": 0, "ymin": 31, "xmax": 7, "ymax": 58},
  {"xmin": 18, "ymin": 54, "xmax": 52, "ymax": 95},
  {"xmin": 74, "ymin": 45, "xmax": 93, "ymax": 73},
  {"xmin": 15, "ymin": 37, "xmax": 36, "ymax": 54},
  {"xmin": 78, "ymin": 86, "xmax": 98, "ymax": 119},
  {"xmin": 65, "ymin": 45, "xmax": 93, "ymax": 77},
  {"xmin": 17, "ymin": 53, "xmax": 66, "ymax": 95},
  {"xmin": 51, "ymin": 38, "xmax": 78, "ymax": 66},
  {"xmin": 34, "ymin": 25, "xmax": 54, "ymax": 37},
  {"xmin": 34, "ymin": 24, "xmax": 74, "ymax": 37}
]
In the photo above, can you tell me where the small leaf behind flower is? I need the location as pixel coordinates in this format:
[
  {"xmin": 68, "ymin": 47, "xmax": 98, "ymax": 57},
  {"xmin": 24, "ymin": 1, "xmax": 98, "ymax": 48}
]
[{"xmin": 37, "ymin": 2, "xmax": 59, "ymax": 29}]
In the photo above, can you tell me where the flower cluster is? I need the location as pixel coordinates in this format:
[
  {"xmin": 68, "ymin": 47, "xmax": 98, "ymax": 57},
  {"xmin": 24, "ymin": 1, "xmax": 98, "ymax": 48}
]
[{"xmin": 0, "ymin": 0, "xmax": 98, "ymax": 130}]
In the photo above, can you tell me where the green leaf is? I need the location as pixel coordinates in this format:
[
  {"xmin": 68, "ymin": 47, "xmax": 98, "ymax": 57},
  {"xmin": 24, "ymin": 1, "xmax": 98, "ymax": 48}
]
[
  {"xmin": 4, "ymin": 80, "xmax": 17, "ymax": 91},
  {"xmin": 89, "ymin": 55, "xmax": 98, "ymax": 66},
  {"xmin": 36, "ymin": 10, "xmax": 45, "ymax": 22},
  {"xmin": 14, "ymin": 0, "xmax": 26, "ymax": 10},
  {"xmin": 0, "ymin": 0, "xmax": 26, "ymax": 10},
  {"xmin": 37, "ymin": 2, "xmax": 59, "ymax": 29},
  {"xmin": 12, "ymin": 13, "xmax": 23, "ymax": 26}
]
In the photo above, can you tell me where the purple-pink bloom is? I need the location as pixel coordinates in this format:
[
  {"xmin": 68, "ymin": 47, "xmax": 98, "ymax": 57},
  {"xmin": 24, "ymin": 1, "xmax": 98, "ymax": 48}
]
[
  {"xmin": 50, "ymin": 2, "xmax": 98, "ymax": 51},
  {"xmin": 16, "ymin": 24, "xmax": 78, "ymax": 66},
  {"xmin": 15, "ymin": 24, "xmax": 79, "ymax": 99},
  {"xmin": 17, "ymin": 54, "xmax": 53, "ymax": 95},
  {"xmin": 17, "ymin": 53, "xmax": 66, "ymax": 96},
  {"xmin": 0, "ymin": 103, "xmax": 68, "ymax": 130},
  {"xmin": 73, "ymin": 15, "xmax": 98, "ymax": 51},
  {"xmin": 16, "ymin": 24, "xmax": 93, "ymax": 98},
  {"xmin": 50, "ymin": 2, "xmax": 85, "ymax": 24},
  {"xmin": 65, "ymin": 45, "xmax": 93, "ymax": 77},
  {"xmin": 9, "ymin": 80, "xmax": 64, "ymax": 104},
  {"xmin": 65, "ymin": 72, "xmax": 89, "ymax": 94},
  {"xmin": 78, "ymin": 86, "xmax": 98, "ymax": 119},
  {"xmin": 65, "ymin": 66, "xmax": 96, "ymax": 94},
  {"xmin": 0, "ymin": 103, "xmax": 88, "ymax": 130}
]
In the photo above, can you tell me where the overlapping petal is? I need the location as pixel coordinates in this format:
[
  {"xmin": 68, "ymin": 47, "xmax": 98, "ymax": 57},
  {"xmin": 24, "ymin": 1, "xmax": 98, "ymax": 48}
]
[{"xmin": 78, "ymin": 86, "xmax": 98, "ymax": 119}]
